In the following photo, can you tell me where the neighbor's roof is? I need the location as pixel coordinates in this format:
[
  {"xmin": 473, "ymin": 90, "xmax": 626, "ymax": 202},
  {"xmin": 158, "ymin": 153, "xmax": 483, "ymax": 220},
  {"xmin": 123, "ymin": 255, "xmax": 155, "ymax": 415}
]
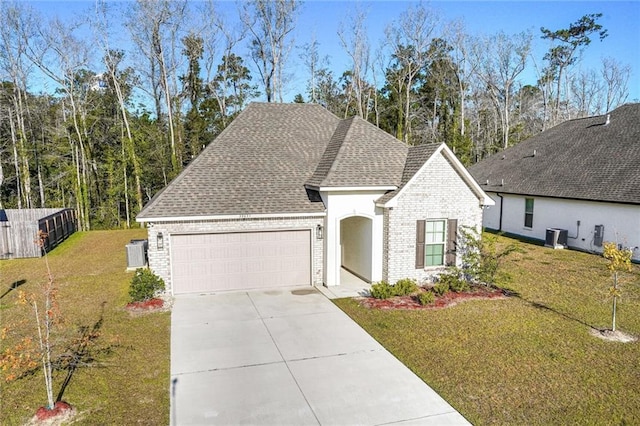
[
  {"xmin": 469, "ymin": 103, "xmax": 640, "ymax": 205},
  {"xmin": 137, "ymin": 103, "xmax": 413, "ymax": 220},
  {"xmin": 305, "ymin": 115, "xmax": 407, "ymax": 188}
]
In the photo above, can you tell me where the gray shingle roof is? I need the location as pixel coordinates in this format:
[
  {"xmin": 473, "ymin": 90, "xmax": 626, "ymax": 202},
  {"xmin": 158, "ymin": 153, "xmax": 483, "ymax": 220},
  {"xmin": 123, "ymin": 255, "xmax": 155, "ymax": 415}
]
[
  {"xmin": 376, "ymin": 143, "xmax": 441, "ymax": 204},
  {"xmin": 137, "ymin": 103, "xmax": 415, "ymax": 220},
  {"xmin": 306, "ymin": 116, "xmax": 408, "ymax": 188},
  {"xmin": 138, "ymin": 103, "xmax": 339, "ymax": 219},
  {"xmin": 468, "ymin": 103, "xmax": 640, "ymax": 205}
]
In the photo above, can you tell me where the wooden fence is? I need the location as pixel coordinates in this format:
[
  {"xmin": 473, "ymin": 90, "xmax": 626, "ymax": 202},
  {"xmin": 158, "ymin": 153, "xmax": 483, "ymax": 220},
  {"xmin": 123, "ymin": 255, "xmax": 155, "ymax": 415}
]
[{"xmin": 0, "ymin": 208, "xmax": 77, "ymax": 259}]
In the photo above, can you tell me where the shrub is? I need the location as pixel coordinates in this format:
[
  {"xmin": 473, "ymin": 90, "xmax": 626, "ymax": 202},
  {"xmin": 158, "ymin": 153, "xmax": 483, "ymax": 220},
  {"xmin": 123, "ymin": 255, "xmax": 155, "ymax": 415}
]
[
  {"xmin": 439, "ymin": 270, "xmax": 470, "ymax": 293},
  {"xmin": 129, "ymin": 268, "xmax": 165, "ymax": 302},
  {"xmin": 416, "ymin": 291, "xmax": 435, "ymax": 306},
  {"xmin": 432, "ymin": 281, "xmax": 450, "ymax": 296},
  {"xmin": 370, "ymin": 281, "xmax": 395, "ymax": 299},
  {"xmin": 393, "ymin": 278, "xmax": 418, "ymax": 296}
]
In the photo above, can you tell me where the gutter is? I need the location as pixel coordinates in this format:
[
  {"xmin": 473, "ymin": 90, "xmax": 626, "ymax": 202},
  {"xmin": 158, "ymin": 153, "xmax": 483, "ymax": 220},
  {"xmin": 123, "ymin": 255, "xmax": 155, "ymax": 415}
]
[{"xmin": 496, "ymin": 193, "xmax": 504, "ymax": 232}]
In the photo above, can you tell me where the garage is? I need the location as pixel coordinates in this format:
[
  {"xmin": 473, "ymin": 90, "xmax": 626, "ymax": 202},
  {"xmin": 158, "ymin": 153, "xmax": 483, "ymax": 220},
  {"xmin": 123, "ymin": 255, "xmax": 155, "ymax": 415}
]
[{"xmin": 170, "ymin": 230, "xmax": 311, "ymax": 294}]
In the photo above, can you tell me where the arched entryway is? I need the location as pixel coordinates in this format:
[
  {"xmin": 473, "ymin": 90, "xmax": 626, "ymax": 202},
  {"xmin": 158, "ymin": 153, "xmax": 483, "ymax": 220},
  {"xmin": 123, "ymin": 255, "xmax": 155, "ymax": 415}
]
[{"xmin": 339, "ymin": 215, "xmax": 373, "ymax": 282}]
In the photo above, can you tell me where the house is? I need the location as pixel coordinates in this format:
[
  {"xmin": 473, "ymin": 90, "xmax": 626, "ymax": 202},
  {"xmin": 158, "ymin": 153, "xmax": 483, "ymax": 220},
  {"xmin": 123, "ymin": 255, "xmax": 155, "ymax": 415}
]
[
  {"xmin": 137, "ymin": 103, "xmax": 493, "ymax": 295},
  {"xmin": 469, "ymin": 103, "xmax": 640, "ymax": 262}
]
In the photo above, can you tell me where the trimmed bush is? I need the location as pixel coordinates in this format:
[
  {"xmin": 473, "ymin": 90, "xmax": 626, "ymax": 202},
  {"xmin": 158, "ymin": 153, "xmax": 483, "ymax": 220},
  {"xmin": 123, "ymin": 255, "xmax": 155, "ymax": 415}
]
[
  {"xmin": 370, "ymin": 281, "xmax": 395, "ymax": 299},
  {"xmin": 393, "ymin": 278, "xmax": 418, "ymax": 296},
  {"xmin": 432, "ymin": 281, "xmax": 450, "ymax": 296},
  {"xmin": 416, "ymin": 291, "xmax": 435, "ymax": 306},
  {"xmin": 129, "ymin": 268, "xmax": 165, "ymax": 302},
  {"xmin": 439, "ymin": 270, "xmax": 471, "ymax": 293}
]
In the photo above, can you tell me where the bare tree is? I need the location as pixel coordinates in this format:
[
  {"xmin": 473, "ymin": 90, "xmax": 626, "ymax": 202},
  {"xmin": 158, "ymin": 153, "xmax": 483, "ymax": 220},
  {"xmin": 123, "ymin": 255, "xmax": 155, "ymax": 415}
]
[
  {"xmin": 385, "ymin": 3, "xmax": 440, "ymax": 142},
  {"xmin": 92, "ymin": 0, "xmax": 144, "ymax": 226},
  {"xmin": 241, "ymin": 0, "xmax": 299, "ymax": 102},
  {"xmin": 338, "ymin": 6, "xmax": 373, "ymax": 119},
  {"xmin": 473, "ymin": 31, "xmax": 532, "ymax": 150},
  {"xmin": 125, "ymin": 0, "xmax": 187, "ymax": 175},
  {"xmin": 601, "ymin": 56, "xmax": 630, "ymax": 112}
]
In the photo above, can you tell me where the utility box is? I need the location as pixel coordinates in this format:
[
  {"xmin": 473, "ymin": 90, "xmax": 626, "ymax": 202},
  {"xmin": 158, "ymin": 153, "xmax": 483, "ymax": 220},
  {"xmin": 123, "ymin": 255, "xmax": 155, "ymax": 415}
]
[
  {"xmin": 594, "ymin": 225, "xmax": 604, "ymax": 247},
  {"xmin": 126, "ymin": 239, "xmax": 148, "ymax": 269},
  {"xmin": 545, "ymin": 228, "xmax": 568, "ymax": 249}
]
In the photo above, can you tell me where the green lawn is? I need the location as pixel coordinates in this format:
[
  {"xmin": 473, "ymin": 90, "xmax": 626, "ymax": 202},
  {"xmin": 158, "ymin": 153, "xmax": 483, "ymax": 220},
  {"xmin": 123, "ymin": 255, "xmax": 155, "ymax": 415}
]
[
  {"xmin": 0, "ymin": 230, "xmax": 170, "ymax": 425},
  {"xmin": 335, "ymin": 236, "xmax": 640, "ymax": 425}
]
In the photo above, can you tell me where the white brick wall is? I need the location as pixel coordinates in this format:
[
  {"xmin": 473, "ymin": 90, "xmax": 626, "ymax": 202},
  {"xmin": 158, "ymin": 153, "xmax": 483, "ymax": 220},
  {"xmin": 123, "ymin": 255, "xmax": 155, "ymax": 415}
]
[
  {"xmin": 146, "ymin": 216, "xmax": 324, "ymax": 294},
  {"xmin": 384, "ymin": 153, "xmax": 483, "ymax": 284}
]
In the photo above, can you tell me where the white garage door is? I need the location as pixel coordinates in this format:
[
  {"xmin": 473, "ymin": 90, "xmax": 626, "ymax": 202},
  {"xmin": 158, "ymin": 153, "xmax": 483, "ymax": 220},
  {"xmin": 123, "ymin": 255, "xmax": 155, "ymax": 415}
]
[{"xmin": 171, "ymin": 230, "xmax": 311, "ymax": 294}]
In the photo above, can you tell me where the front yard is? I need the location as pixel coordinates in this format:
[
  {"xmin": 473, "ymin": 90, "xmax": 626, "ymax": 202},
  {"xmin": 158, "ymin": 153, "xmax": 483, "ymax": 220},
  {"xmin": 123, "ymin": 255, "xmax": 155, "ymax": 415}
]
[
  {"xmin": 336, "ymin": 235, "xmax": 640, "ymax": 425},
  {"xmin": 0, "ymin": 230, "xmax": 170, "ymax": 425}
]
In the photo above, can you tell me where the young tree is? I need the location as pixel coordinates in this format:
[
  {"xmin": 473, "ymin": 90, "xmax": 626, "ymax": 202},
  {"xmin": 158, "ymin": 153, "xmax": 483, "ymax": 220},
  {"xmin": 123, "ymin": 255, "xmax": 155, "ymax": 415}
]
[
  {"xmin": 540, "ymin": 13, "xmax": 608, "ymax": 124},
  {"xmin": 602, "ymin": 242, "xmax": 633, "ymax": 332}
]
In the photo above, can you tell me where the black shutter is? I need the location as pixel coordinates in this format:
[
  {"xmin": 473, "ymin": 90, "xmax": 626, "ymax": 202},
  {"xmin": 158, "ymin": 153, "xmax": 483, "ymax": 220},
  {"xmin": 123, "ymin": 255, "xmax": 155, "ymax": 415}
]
[
  {"xmin": 446, "ymin": 219, "xmax": 458, "ymax": 266},
  {"xmin": 416, "ymin": 220, "xmax": 425, "ymax": 269}
]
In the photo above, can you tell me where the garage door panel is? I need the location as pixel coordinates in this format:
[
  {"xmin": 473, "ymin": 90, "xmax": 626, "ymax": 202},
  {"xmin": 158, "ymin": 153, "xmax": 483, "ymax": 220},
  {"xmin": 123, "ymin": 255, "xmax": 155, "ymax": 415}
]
[{"xmin": 171, "ymin": 230, "xmax": 311, "ymax": 294}]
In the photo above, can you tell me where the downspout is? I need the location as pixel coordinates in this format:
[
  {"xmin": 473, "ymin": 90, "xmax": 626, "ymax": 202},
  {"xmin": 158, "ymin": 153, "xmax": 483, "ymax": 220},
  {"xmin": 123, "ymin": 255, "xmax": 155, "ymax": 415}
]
[{"xmin": 496, "ymin": 193, "xmax": 504, "ymax": 232}]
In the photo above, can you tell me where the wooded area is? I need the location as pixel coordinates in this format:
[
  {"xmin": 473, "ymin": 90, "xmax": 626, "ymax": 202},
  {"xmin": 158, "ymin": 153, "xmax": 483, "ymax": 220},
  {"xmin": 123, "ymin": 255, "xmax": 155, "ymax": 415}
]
[{"xmin": 0, "ymin": 1, "xmax": 632, "ymax": 230}]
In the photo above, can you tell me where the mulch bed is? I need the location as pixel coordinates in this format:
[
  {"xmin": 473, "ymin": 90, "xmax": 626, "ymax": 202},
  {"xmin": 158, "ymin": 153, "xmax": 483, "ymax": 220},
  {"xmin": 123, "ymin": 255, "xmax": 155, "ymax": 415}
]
[
  {"xmin": 359, "ymin": 286, "xmax": 507, "ymax": 310},
  {"xmin": 125, "ymin": 298, "xmax": 165, "ymax": 313},
  {"xmin": 34, "ymin": 401, "xmax": 73, "ymax": 423}
]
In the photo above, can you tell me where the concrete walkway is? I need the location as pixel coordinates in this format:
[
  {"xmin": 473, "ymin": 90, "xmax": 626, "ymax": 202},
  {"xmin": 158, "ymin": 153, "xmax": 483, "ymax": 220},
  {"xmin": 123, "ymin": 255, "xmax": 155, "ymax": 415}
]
[{"xmin": 170, "ymin": 287, "xmax": 470, "ymax": 425}]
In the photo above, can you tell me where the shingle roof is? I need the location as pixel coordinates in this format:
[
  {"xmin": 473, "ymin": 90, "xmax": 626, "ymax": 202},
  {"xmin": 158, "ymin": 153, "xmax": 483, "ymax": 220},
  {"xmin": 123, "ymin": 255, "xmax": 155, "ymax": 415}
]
[
  {"xmin": 468, "ymin": 104, "xmax": 640, "ymax": 205},
  {"xmin": 306, "ymin": 115, "xmax": 408, "ymax": 188},
  {"xmin": 137, "ymin": 103, "xmax": 339, "ymax": 219},
  {"xmin": 376, "ymin": 143, "xmax": 441, "ymax": 204},
  {"xmin": 137, "ymin": 103, "xmax": 414, "ymax": 220}
]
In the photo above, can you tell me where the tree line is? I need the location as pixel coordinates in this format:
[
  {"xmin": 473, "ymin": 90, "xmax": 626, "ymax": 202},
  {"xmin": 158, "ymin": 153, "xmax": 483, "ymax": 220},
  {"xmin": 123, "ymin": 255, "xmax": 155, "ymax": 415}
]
[{"xmin": 0, "ymin": 0, "xmax": 631, "ymax": 230}]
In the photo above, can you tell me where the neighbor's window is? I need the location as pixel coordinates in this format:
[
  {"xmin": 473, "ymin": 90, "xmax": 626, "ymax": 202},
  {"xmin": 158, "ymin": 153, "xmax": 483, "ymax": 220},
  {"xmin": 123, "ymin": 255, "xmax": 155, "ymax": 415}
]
[
  {"xmin": 524, "ymin": 198, "xmax": 534, "ymax": 228},
  {"xmin": 425, "ymin": 220, "xmax": 446, "ymax": 266}
]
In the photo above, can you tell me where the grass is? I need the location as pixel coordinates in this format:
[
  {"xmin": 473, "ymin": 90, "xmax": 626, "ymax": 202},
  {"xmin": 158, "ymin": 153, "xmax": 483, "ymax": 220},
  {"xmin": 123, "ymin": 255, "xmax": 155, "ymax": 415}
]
[
  {"xmin": 0, "ymin": 230, "xmax": 170, "ymax": 425},
  {"xmin": 335, "ymin": 235, "xmax": 640, "ymax": 425}
]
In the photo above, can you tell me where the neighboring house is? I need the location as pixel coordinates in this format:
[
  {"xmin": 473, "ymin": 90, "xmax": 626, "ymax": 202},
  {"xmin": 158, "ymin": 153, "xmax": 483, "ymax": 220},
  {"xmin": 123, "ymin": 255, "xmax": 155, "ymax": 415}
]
[
  {"xmin": 469, "ymin": 103, "xmax": 640, "ymax": 262},
  {"xmin": 137, "ymin": 103, "xmax": 493, "ymax": 295}
]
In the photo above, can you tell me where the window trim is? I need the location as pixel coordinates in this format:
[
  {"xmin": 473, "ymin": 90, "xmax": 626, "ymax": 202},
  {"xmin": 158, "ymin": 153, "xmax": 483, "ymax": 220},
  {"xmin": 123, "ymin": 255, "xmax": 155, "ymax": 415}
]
[{"xmin": 524, "ymin": 198, "xmax": 534, "ymax": 228}]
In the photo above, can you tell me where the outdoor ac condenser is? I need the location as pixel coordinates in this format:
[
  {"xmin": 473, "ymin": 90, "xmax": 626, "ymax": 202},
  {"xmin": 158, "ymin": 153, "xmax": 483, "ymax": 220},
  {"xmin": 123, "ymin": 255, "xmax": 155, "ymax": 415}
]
[
  {"xmin": 126, "ymin": 239, "xmax": 148, "ymax": 269},
  {"xmin": 545, "ymin": 228, "xmax": 568, "ymax": 249}
]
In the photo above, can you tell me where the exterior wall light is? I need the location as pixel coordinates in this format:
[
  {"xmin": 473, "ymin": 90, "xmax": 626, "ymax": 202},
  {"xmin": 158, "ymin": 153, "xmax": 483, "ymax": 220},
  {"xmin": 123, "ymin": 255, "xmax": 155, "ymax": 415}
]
[
  {"xmin": 316, "ymin": 224, "xmax": 324, "ymax": 240},
  {"xmin": 157, "ymin": 232, "xmax": 164, "ymax": 250}
]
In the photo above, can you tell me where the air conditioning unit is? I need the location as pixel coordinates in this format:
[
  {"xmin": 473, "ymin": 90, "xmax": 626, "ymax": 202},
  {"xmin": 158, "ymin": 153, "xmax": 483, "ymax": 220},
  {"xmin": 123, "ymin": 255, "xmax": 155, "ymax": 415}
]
[
  {"xmin": 126, "ymin": 239, "xmax": 148, "ymax": 269},
  {"xmin": 545, "ymin": 228, "xmax": 568, "ymax": 249}
]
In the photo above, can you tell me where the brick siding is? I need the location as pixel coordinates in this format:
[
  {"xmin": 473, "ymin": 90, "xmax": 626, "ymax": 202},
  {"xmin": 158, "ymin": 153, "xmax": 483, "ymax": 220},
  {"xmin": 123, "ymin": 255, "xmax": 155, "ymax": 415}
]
[{"xmin": 384, "ymin": 153, "xmax": 483, "ymax": 284}]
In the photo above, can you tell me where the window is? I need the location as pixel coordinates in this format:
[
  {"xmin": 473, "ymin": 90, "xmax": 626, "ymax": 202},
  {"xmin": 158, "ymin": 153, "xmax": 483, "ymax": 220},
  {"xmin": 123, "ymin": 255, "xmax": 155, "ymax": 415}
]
[
  {"xmin": 524, "ymin": 198, "xmax": 534, "ymax": 228},
  {"xmin": 425, "ymin": 220, "xmax": 446, "ymax": 266}
]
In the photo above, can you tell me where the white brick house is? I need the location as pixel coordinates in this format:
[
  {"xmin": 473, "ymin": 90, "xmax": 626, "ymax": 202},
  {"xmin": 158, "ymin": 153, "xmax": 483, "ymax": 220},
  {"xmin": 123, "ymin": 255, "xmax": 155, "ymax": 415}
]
[{"xmin": 137, "ymin": 103, "xmax": 493, "ymax": 295}]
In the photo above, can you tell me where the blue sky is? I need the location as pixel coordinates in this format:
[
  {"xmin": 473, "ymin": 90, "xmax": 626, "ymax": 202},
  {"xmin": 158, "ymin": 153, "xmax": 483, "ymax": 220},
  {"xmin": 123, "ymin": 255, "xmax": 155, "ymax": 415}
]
[{"xmin": 25, "ymin": 1, "xmax": 640, "ymax": 104}]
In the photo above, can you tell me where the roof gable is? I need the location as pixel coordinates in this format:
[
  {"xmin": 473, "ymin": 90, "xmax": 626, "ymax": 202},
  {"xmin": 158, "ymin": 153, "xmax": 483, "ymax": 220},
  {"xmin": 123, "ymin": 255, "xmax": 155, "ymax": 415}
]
[
  {"xmin": 306, "ymin": 115, "xmax": 408, "ymax": 188},
  {"xmin": 377, "ymin": 143, "xmax": 493, "ymax": 207},
  {"xmin": 469, "ymin": 103, "xmax": 640, "ymax": 204}
]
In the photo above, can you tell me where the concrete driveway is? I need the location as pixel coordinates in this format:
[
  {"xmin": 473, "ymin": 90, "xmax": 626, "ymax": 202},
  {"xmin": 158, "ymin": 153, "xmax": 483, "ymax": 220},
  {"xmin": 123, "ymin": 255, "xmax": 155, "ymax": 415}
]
[{"xmin": 170, "ymin": 287, "xmax": 470, "ymax": 425}]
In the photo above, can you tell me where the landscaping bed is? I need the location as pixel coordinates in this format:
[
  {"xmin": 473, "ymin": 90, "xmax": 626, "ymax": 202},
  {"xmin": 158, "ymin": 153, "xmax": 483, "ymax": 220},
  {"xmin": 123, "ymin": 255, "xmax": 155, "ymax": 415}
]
[{"xmin": 359, "ymin": 284, "xmax": 506, "ymax": 310}]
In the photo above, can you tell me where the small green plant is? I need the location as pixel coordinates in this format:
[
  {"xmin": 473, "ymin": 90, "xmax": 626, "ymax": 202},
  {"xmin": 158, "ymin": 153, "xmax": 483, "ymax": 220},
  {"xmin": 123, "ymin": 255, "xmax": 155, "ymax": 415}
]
[
  {"xmin": 416, "ymin": 291, "xmax": 435, "ymax": 306},
  {"xmin": 439, "ymin": 270, "xmax": 470, "ymax": 292},
  {"xmin": 393, "ymin": 278, "xmax": 418, "ymax": 296},
  {"xmin": 129, "ymin": 269, "xmax": 165, "ymax": 302},
  {"xmin": 432, "ymin": 281, "xmax": 450, "ymax": 296},
  {"xmin": 370, "ymin": 281, "xmax": 395, "ymax": 299},
  {"xmin": 458, "ymin": 227, "xmax": 521, "ymax": 286}
]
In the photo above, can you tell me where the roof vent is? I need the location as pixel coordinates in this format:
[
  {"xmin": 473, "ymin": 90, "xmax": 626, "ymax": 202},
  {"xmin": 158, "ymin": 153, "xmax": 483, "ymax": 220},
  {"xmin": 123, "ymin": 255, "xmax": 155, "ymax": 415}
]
[
  {"xmin": 485, "ymin": 179, "xmax": 489, "ymax": 186},
  {"xmin": 605, "ymin": 114, "xmax": 610, "ymax": 125},
  {"xmin": 533, "ymin": 149, "xmax": 537, "ymax": 157},
  {"xmin": 500, "ymin": 179, "xmax": 504, "ymax": 186}
]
